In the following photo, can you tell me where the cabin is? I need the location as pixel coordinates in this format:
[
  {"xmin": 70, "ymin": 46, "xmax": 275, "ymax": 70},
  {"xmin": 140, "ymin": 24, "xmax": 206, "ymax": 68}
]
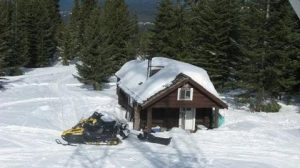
[{"xmin": 115, "ymin": 57, "xmax": 228, "ymax": 131}]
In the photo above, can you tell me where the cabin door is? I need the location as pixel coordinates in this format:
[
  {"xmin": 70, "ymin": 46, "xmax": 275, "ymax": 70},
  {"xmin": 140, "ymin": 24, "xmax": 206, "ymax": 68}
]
[{"xmin": 179, "ymin": 108, "xmax": 196, "ymax": 131}]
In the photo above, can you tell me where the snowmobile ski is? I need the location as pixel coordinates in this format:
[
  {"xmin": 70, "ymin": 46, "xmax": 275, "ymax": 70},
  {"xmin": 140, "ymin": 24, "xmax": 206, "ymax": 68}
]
[{"xmin": 55, "ymin": 139, "xmax": 76, "ymax": 146}]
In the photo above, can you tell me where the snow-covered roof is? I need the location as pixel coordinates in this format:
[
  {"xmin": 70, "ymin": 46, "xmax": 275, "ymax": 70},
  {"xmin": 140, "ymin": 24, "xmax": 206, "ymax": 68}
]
[{"xmin": 115, "ymin": 57, "xmax": 219, "ymax": 104}]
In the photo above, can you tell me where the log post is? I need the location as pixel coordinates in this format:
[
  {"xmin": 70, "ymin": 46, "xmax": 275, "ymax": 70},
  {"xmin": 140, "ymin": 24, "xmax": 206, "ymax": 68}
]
[
  {"xmin": 133, "ymin": 105, "xmax": 141, "ymax": 130},
  {"xmin": 146, "ymin": 108, "xmax": 152, "ymax": 131},
  {"xmin": 213, "ymin": 108, "xmax": 219, "ymax": 128}
]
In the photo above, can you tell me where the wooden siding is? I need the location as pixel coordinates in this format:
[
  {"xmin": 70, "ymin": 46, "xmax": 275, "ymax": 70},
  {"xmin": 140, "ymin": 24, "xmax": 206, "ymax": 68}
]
[
  {"xmin": 117, "ymin": 87, "xmax": 133, "ymax": 120},
  {"xmin": 141, "ymin": 75, "xmax": 228, "ymax": 109},
  {"xmin": 140, "ymin": 108, "xmax": 214, "ymax": 130},
  {"xmin": 140, "ymin": 108, "xmax": 179, "ymax": 130},
  {"xmin": 148, "ymin": 82, "xmax": 219, "ymax": 109},
  {"xmin": 117, "ymin": 87, "xmax": 129, "ymax": 109}
]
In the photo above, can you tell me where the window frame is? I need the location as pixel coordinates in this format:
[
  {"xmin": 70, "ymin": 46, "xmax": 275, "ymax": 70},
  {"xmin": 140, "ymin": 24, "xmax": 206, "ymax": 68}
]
[{"xmin": 177, "ymin": 87, "xmax": 194, "ymax": 101}]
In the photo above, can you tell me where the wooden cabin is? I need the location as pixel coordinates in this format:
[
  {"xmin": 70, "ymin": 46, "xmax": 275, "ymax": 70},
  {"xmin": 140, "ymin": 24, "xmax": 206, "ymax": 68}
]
[{"xmin": 115, "ymin": 57, "xmax": 228, "ymax": 131}]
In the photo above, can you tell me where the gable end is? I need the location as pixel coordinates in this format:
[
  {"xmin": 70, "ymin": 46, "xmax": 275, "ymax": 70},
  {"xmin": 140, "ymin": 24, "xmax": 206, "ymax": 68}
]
[{"xmin": 141, "ymin": 74, "xmax": 228, "ymax": 109}]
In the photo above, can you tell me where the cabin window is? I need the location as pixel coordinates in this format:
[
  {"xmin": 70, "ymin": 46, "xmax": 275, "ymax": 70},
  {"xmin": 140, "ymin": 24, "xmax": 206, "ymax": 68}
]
[{"xmin": 177, "ymin": 87, "xmax": 193, "ymax": 101}]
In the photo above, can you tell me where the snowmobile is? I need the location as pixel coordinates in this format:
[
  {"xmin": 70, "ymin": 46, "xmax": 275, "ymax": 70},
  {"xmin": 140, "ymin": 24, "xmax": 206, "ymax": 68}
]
[{"xmin": 56, "ymin": 112, "xmax": 129, "ymax": 145}]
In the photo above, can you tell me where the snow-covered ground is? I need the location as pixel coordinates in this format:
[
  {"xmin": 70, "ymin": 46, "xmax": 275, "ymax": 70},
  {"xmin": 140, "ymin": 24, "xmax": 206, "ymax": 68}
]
[{"xmin": 0, "ymin": 64, "xmax": 299, "ymax": 168}]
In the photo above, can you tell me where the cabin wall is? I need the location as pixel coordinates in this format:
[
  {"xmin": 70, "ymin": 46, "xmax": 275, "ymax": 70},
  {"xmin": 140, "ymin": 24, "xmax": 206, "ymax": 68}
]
[
  {"xmin": 117, "ymin": 87, "xmax": 128, "ymax": 108},
  {"xmin": 148, "ymin": 82, "xmax": 219, "ymax": 109},
  {"xmin": 140, "ymin": 108, "xmax": 179, "ymax": 129},
  {"xmin": 117, "ymin": 87, "xmax": 133, "ymax": 119},
  {"xmin": 140, "ymin": 107, "xmax": 216, "ymax": 130},
  {"xmin": 118, "ymin": 80, "xmax": 224, "ymax": 130}
]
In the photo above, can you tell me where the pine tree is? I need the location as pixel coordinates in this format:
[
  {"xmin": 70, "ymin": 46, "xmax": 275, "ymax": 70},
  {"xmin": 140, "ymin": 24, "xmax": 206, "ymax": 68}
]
[
  {"xmin": 239, "ymin": 0, "xmax": 300, "ymax": 99},
  {"xmin": 61, "ymin": 0, "xmax": 82, "ymax": 63},
  {"xmin": 45, "ymin": 0, "xmax": 61, "ymax": 62},
  {"xmin": 46, "ymin": 0, "xmax": 61, "ymax": 27},
  {"xmin": 0, "ymin": 0, "xmax": 61, "ymax": 73},
  {"xmin": 263, "ymin": 0, "xmax": 300, "ymax": 97},
  {"xmin": 102, "ymin": 0, "xmax": 138, "ymax": 73},
  {"xmin": 0, "ymin": 0, "xmax": 28, "ymax": 74},
  {"xmin": 169, "ymin": 1, "xmax": 192, "ymax": 61},
  {"xmin": 61, "ymin": 0, "xmax": 97, "ymax": 64},
  {"xmin": 76, "ymin": 0, "xmax": 138, "ymax": 89},
  {"xmin": 0, "ymin": 0, "xmax": 11, "ymax": 73},
  {"xmin": 76, "ymin": 6, "xmax": 110, "ymax": 90},
  {"xmin": 4, "ymin": 0, "xmax": 61, "ymax": 68},
  {"xmin": 12, "ymin": 0, "xmax": 31, "ymax": 69},
  {"xmin": 190, "ymin": 0, "xmax": 241, "ymax": 89},
  {"xmin": 60, "ymin": 24, "xmax": 73, "ymax": 65},
  {"xmin": 35, "ymin": 0, "xmax": 56, "ymax": 66},
  {"xmin": 137, "ymin": 30, "xmax": 152, "ymax": 57},
  {"xmin": 149, "ymin": 0, "xmax": 192, "ymax": 60},
  {"xmin": 238, "ymin": 0, "xmax": 266, "ymax": 94},
  {"xmin": 149, "ymin": 0, "xmax": 176, "ymax": 58}
]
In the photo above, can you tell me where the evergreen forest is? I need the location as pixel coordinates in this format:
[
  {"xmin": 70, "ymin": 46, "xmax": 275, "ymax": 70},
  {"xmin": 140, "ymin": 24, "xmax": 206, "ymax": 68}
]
[{"xmin": 0, "ymin": 0, "xmax": 299, "ymax": 111}]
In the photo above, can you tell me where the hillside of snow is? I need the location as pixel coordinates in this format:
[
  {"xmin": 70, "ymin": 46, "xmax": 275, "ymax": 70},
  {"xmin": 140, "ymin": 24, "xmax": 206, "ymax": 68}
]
[{"xmin": 0, "ymin": 64, "xmax": 299, "ymax": 168}]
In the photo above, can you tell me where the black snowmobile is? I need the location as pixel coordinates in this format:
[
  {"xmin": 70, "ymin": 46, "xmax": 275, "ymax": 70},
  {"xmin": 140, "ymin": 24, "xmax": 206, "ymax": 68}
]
[{"xmin": 56, "ymin": 112, "xmax": 129, "ymax": 145}]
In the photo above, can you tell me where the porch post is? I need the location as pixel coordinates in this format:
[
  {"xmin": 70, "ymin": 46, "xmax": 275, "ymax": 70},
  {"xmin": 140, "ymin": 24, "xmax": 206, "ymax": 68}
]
[
  {"xmin": 133, "ymin": 105, "xmax": 141, "ymax": 130},
  {"xmin": 212, "ymin": 108, "xmax": 219, "ymax": 128},
  {"xmin": 146, "ymin": 108, "xmax": 152, "ymax": 131}
]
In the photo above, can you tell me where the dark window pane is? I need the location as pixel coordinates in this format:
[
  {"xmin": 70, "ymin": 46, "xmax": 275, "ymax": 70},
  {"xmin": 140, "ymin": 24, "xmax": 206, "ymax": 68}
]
[
  {"xmin": 180, "ymin": 89, "xmax": 185, "ymax": 99},
  {"xmin": 185, "ymin": 90, "xmax": 191, "ymax": 99}
]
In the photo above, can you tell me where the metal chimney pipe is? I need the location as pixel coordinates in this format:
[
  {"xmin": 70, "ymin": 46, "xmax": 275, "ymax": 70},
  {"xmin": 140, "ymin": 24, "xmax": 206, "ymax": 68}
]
[{"xmin": 146, "ymin": 57, "xmax": 152, "ymax": 79}]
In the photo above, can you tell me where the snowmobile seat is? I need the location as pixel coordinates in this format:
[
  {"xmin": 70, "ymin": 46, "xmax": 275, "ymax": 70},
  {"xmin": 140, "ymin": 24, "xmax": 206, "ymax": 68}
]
[
  {"xmin": 83, "ymin": 122, "xmax": 100, "ymax": 132},
  {"xmin": 102, "ymin": 121, "xmax": 116, "ymax": 127},
  {"xmin": 91, "ymin": 112, "xmax": 103, "ymax": 120}
]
